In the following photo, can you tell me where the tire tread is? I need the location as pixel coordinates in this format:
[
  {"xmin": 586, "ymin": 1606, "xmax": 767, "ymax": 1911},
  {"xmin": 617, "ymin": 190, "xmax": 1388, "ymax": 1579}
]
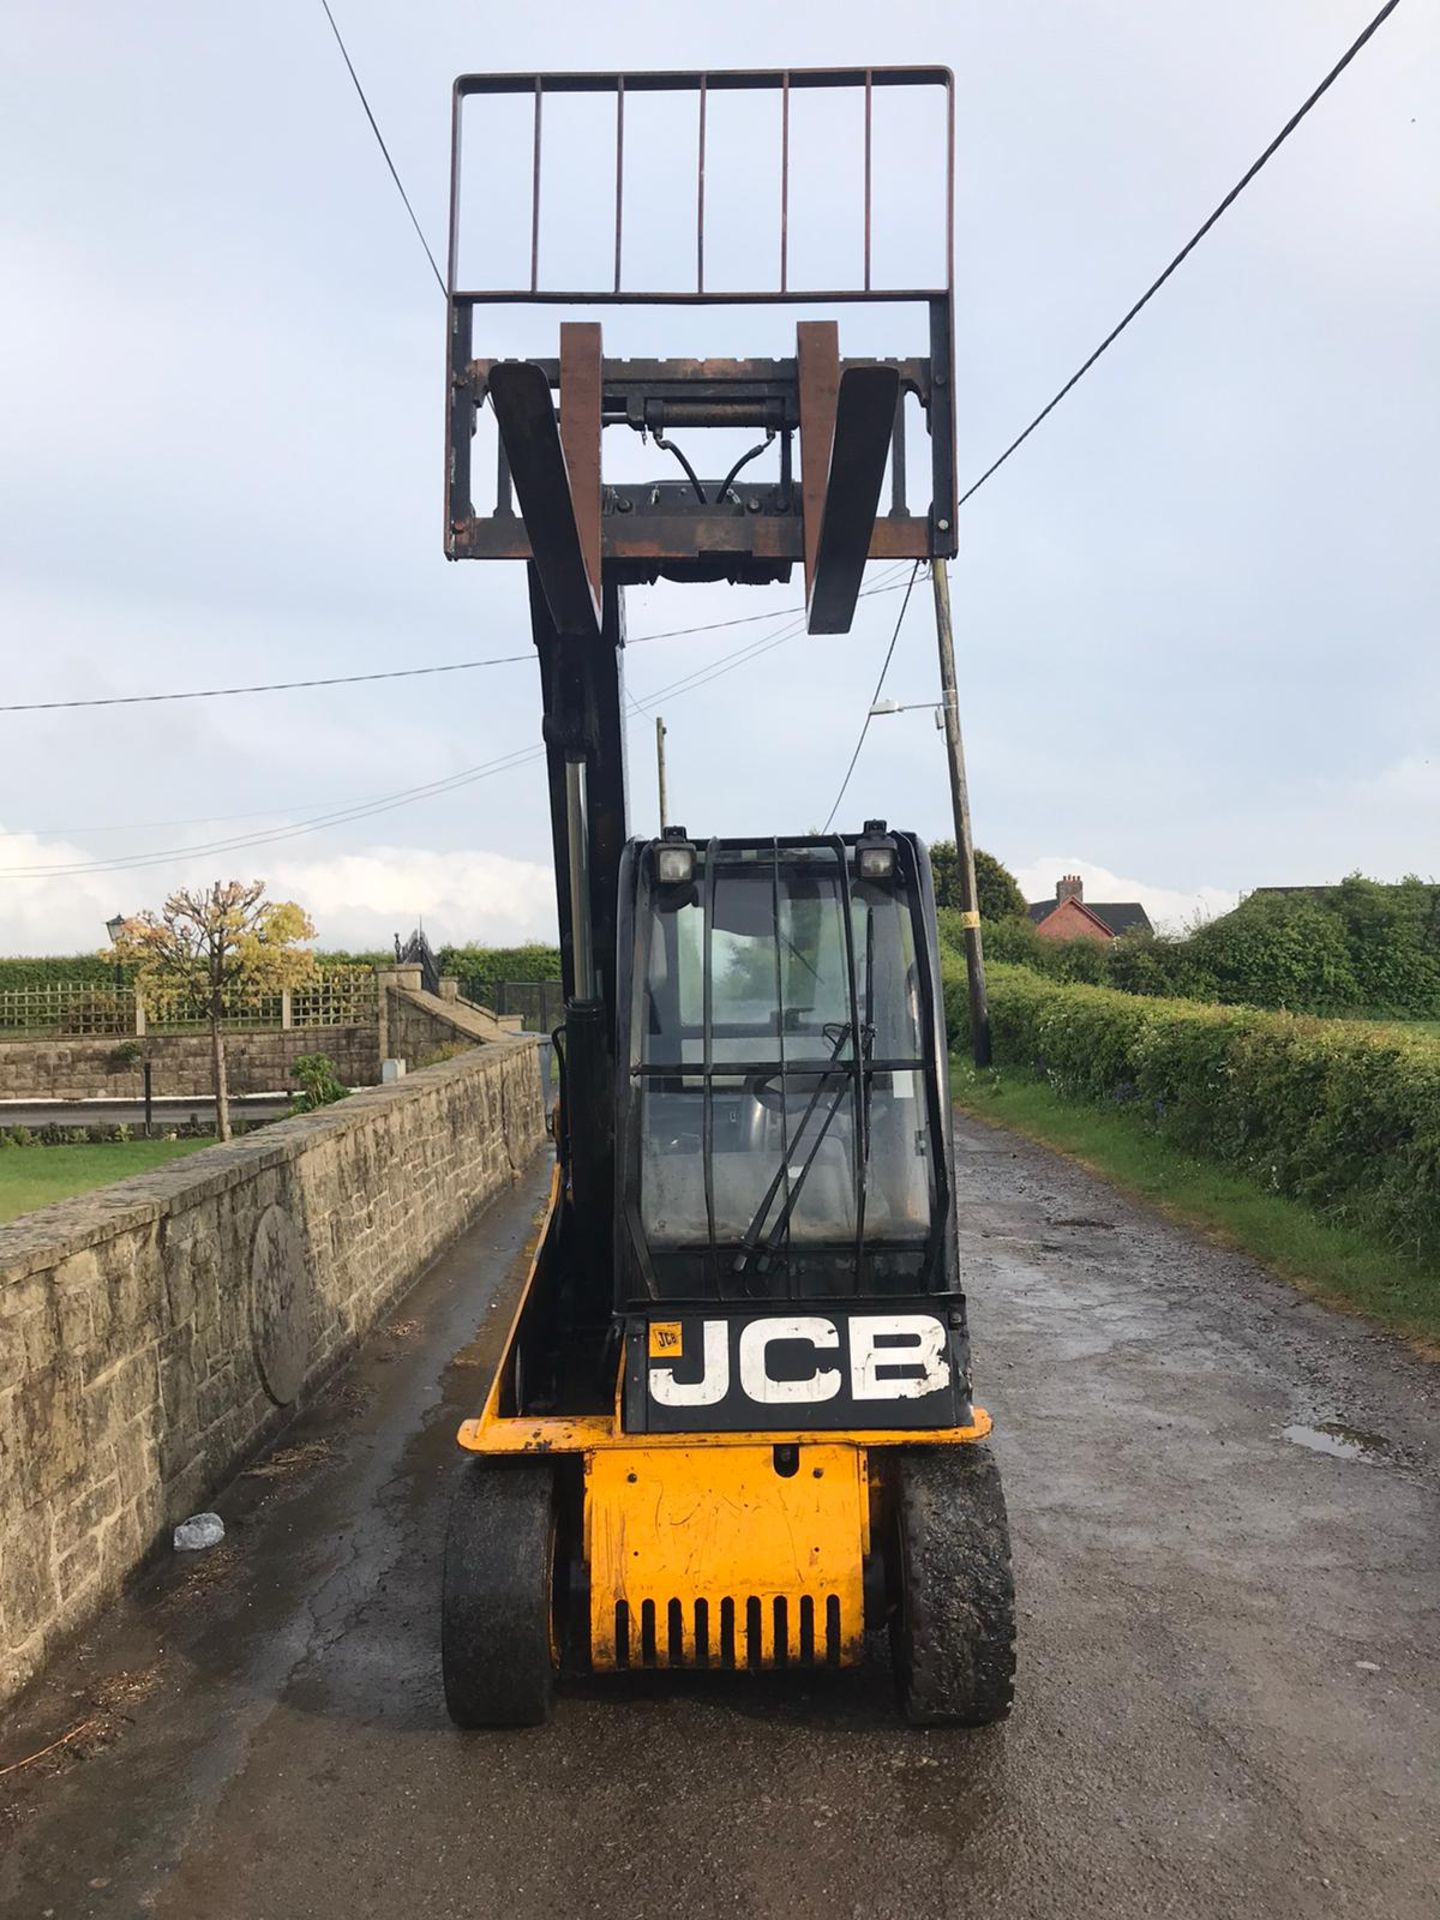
[
  {"xmin": 892, "ymin": 1443, "xmax": 1016, "ymax": 1728},
  {"xmin": 442, "ymin": 1460, "xmax": 557, "ymax": 1728}
]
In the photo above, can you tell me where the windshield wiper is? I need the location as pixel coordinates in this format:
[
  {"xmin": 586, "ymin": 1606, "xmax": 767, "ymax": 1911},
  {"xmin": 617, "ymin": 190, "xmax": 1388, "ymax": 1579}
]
[{"xmin": 732, "ymin": 1019, "xmax": 875, "ymax": 1277}]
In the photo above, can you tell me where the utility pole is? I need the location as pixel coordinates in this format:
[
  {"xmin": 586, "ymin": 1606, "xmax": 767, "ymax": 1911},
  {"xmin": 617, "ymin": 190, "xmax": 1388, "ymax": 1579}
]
[
  {"xmin": 655, "ymin": 715, "xmax": 669, "ymax": 830},
  {"xmin": 930, "ymin": 559, "xmax": 992, "ymax": 1068}
]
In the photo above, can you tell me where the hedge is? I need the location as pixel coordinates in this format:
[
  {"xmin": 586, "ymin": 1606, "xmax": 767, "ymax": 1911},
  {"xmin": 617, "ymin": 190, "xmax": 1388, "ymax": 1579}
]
[
  {"xmin": 437, "ymin": 944, "xmax": 562, "ymax": 998},
  {"xmin": 0, "ymin": 956, "xmax": 122, "ymax": 989},
  {"xmin": 945, "ymin": 958, "xmax": 1440, "ymax": 1267},
  {"xmin": 952, "ymin": 876, "xmax": 1440, "ymax": 1020},
  {"xmin": 0, "ymin": 946, "xmax": 564, "ymax": 1002},
  {"xmin": 0, "ymin": 949, "xmax": 385, "ymax": 988}
]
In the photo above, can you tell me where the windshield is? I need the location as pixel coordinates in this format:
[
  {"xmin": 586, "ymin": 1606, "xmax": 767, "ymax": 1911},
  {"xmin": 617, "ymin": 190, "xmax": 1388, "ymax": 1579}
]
[{"xmin": 629, "ymin": 840, "xmax": 939, "ymax": 1301}]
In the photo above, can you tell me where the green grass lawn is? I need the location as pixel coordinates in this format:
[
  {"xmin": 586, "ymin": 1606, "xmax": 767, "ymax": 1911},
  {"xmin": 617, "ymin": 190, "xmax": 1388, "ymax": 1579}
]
[
  {"xmin": 953, "ymin": 1065, "xmax": 1439, "ymax": 1349},
  {"xmin": 0, "ymin": 1140, "xmax": 212, "ymax": 1224}
]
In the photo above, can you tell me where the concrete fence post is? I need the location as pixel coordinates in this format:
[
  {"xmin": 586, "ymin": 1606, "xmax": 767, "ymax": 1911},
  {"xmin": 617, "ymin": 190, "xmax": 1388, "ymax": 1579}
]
[
  {"xmin": 374, "ymin": 967, "xmax": 390, "ymax": 1066},
  {"xmin": 281, "ymin": 988, "xmax": 293, "ymax": 1031},
  {"xmin": 134, "ymin": 995, "xmax": 146, "ymax": 1037}
]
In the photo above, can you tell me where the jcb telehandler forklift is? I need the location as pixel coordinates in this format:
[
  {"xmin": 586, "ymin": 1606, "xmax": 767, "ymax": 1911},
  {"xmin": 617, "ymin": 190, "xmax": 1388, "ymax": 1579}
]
[{"xmin": 438, "ymin": 65, "xmax": 1015, "ymax": 1727}]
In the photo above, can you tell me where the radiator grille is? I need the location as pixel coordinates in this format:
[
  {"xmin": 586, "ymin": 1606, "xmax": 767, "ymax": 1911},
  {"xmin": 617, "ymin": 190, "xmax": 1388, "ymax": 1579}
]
[
  {"xmin": 586, "ymin": 1443, "xmax": 866, "ymax": 1672},
  {"xmin": 613, "ymin": 1592, "xmax": 845, "ymax": 1670}
]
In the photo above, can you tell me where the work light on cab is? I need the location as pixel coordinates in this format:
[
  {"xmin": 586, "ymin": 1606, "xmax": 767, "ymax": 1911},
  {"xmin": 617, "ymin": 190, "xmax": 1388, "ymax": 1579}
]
[
  {"xmin": 857, "ymin": 820, "xmax": 898, "ymax": 883},
  {"xmin": 654, "ymin": 827, "xmax": 696, "ymax": 888}
]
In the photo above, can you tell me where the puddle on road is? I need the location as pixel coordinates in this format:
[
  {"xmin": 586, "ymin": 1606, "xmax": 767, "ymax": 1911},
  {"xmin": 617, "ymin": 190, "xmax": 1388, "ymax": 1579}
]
[{"xmin": 1283, "ymin": 1420, "xmax": 1392, "ymax": 1465}]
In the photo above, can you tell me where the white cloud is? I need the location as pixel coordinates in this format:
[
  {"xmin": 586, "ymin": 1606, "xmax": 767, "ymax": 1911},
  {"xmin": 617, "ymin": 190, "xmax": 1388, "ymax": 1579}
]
[
  {"xmin": 0, "ymin": 829, "xmax": 129, "ymax": 955},
  {"xmin": 1013, "ymin": 857, "xmax": 1239, "ymax": 936},
  {"xmin": 0, "ymin": 831, "xmax": 557, "ymax": 955},
  {"xmin": 266, "ymin": 846, "xmax": 557, "ymax": 951}
]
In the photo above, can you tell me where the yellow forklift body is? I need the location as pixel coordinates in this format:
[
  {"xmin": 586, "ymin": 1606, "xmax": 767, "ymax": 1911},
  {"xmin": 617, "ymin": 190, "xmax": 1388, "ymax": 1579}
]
[
  {"xmin": 452, "ymin": 1166, "xmax": 993, "ymax": 1680},
  {"xmin": 456, "ymin": 1167, "xmax": 994, "ymax": 1462},
  {"xmin": 585, "ymin": 1443, "xmax": 868, "ymax": 1671}
]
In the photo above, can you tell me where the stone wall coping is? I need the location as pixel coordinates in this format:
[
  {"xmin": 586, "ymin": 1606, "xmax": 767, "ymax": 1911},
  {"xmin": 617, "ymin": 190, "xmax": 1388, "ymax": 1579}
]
[
  {"xmin": 0, "ymin": 1034, "xmax": 540, "ymax": 1284},
  {"xmin": 391, "ymin": 983, "xmax": 507, "ymax": 1042}
]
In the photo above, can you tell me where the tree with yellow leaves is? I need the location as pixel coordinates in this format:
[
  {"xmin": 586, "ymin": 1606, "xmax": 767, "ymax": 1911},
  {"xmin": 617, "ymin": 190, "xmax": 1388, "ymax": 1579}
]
[{"xmin": 107, "ymin": 882, "xmax": 316, "ymax": 1142}]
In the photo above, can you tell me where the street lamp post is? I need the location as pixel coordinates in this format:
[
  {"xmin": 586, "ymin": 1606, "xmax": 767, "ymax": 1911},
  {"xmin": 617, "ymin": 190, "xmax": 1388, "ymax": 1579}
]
[
  {"xmin": 104, "ymin": 913, "xmax": 152, "ymax": 1136},
  {"xmin": 105, "ymin": 914, "xmax": 125, "ymax": 992}
]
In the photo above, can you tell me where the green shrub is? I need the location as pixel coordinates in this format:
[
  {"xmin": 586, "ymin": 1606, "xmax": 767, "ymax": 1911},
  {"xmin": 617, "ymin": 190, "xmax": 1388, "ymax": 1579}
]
[
  {"xmin": 928, "ymin": 844, "xmax": 1027, "ymax": 921},
  {"xmin": 1183, "ymin": 897, "xmax": 1362, "ymax": 1010},
  {"xmin": 289, "ymin": 1051, "xmax": 349, "ymax": 1114},
  {"xmin": 960, "ymin": 876, "xmax": 1440, "ymax": 1021},
  {"xmin": 438, "ymin": 943, "xmax": 562, "ymax": 1001},
  {"xmin": 955, "ymin": 913, "xmax": 1045, "ymax": 966},
  {"xmin": 0, "ymin": 955, "xmax": 123, "ymax": 990},
  {"xmin": 945, "ymin": 959, "xmax": 1440, "ymax": 1266}
]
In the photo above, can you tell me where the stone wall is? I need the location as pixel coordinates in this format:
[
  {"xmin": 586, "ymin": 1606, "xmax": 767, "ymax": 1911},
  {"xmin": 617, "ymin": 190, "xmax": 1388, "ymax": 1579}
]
[
  {"xmin": 0, "ymin": 1027, "xmax": 380, "ymax": 1103},
  {"xmin": 0, "ymin": 1036, "xmax": 545, "ymax": 1711},
  {"xmin": 381, "ymin": 979, "xmax": 518, "ymax": 1069},
  {"xmin": 0, "ymin": 966, "xmax": 524, "ymax": 1104}
]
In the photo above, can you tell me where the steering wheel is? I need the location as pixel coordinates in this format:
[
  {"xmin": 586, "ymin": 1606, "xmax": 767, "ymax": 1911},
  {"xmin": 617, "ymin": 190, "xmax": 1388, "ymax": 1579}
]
[
  {"xmin": 743, "ymin": 1072, "xmax": 792, "ymax": 1114},
  {"xmin": 743, "ymin": 1026, "xmax": 852, "ymax": 1112}
]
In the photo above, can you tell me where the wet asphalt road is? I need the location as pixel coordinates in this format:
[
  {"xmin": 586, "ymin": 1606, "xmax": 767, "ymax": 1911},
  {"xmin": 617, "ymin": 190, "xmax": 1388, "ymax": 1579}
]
[{"xmin": 2, "ymin": 1116, "xmax": 1437, "ymax": 1920}]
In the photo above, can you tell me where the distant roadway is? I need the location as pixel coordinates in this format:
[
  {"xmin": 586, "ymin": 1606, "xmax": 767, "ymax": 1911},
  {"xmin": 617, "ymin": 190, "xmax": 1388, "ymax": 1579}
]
[{"xmin": 0, "ymin": 1094, "xmax": 290, "ymax": 1129}]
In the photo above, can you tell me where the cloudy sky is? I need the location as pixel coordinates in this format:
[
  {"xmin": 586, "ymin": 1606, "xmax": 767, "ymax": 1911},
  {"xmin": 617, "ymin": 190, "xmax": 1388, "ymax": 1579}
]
[{"xmin": 2, "ymin": 2, "xmax": 1435, "ymax": 953}]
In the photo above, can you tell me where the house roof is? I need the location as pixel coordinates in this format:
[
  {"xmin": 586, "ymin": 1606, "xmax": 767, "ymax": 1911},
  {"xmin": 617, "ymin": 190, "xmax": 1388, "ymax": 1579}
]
[
  {"xmin": 1215, "ymin": 886, "xmax": 1349, "ymax": 924},
  {"xmin": 1242, "ymin": 886, "xmax": 1338, "ymax": 904},
  {"xmin": 1027, "ymin": 898, "xmax": 1153, "ymax": 936}
]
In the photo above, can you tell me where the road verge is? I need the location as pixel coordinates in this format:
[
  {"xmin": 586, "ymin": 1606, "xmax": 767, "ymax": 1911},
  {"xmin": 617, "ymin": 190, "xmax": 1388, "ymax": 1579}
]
[{"xmin": 954, "ymin": 1063, "xmax": 1439, "ymax": 1351}]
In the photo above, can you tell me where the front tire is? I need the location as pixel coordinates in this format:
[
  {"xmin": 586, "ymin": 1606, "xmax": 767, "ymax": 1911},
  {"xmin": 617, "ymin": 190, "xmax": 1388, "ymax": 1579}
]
[
  {"xmin": 890, "ymin": 1443, "xmax": 1016, "ymax": 1727},
  {"xmin": 442, "ymin": 1460, "xmax": 558, "ymax": 1727}
]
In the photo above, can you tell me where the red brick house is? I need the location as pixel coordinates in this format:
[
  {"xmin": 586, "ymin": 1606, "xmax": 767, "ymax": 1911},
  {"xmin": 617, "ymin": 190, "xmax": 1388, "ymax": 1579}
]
[{"xmin": 1027, "ymin": 875, "xmax": 1153, "ymax": 943}]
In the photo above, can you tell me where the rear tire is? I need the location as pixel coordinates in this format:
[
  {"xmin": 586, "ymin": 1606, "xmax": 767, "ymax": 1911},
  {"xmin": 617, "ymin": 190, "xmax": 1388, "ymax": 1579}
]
[
  {"xmin": 890, "ymin": 1443, "xmax": 1016, "ymax": 1728},
  {"xmin": 442, "ymin": 1460, "xmax": 557, "ymax": 1728}
]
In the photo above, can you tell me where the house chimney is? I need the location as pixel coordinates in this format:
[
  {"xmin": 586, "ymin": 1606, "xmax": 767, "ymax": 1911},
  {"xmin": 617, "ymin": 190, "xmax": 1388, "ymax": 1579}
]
[{"xmin": 1057, "ymin": 874, "xmax": 1083, "ymax": 904}]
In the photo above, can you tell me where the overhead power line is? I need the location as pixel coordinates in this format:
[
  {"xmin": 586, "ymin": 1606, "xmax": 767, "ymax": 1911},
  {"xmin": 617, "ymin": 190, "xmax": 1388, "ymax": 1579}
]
[
  {"xmin": 629, "ymin": 570, "xmax": 912, "ymax": 645},
  {"xmin": 1, "ymin": 577, "xmax": 905, "ymax": 877},
  {"xmin": 826, "ymin": 0, "xmax": 1404, "ymax": 826},
  {"xmin": 626, "ymin": 614, "xmax": 813, "ymax": 718},
  {"xmin": 957, "ymin": 0, "xmax": 1405, "ymax": 507},
  {"xmin": 0, "ymin": 571, "xmax": 915, "ymax": 716},
  {"xmin": 3, "ymin": 744, "xmax": 547, "ymax": 880},
  {"xmin": 821, "ymin": 563, "xmax": 922, "ymax": 833},
  {"xmin": 0, "ymin": 796, "xmax": 384, "ymax": 844},
  {"xmin": 318, "ymin": 0, "xmax": 446, "ymax": 298},
  {"xmin": 0, "ymin": 654, "xmax": 531, "ymax": 715}
]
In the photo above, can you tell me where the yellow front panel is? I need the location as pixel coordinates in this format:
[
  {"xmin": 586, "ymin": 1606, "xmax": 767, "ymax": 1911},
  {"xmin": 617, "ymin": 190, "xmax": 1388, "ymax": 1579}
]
[{"xmin": 586, "ymin": 1444, "xmax": 868, "ymax": 1672}]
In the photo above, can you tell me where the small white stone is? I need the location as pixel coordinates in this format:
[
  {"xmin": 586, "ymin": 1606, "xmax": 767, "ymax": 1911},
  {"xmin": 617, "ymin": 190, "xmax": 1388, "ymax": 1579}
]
[{"xmin": 173, "ymin": 1512, "xmax": 225, "ymax": 1551}]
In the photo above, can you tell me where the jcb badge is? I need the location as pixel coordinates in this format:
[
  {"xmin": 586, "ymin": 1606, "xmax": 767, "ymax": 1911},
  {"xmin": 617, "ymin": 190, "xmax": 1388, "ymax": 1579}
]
[{"xmin": 625, "ymin": 1311, "xmax": 968, "ymax": 1434}]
